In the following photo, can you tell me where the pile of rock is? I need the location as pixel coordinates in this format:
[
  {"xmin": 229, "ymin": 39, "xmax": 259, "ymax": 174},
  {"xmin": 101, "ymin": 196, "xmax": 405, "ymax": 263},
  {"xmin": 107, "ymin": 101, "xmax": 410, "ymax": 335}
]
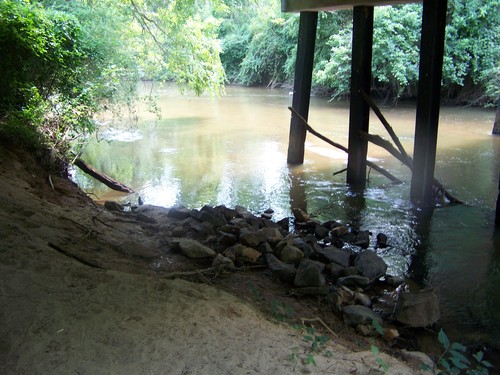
[{"xmin": 161, "ymin": 204, "xmax": 440, "ymax": 333}]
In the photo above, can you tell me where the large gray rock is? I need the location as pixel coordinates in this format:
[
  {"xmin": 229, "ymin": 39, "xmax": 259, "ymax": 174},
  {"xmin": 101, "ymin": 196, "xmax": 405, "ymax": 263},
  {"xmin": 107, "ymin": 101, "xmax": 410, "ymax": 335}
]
[
  {"xmin": 292, "ymin": 238, "xmax": 314, "ymax": 258},
  {"xmin": 324, "ymin": 262, "xmax": 345, "ymax": 280},
  {"xmin": 191, "ymin": 208, "xmax": 226, "ymax": 227},
  {"xmin": 261, "ymin": 228, "xmax": 284, "ymax": 246},
  {"xmin": 217, "ymin": 231, "xmax": 238, "ymax": 247},
  {"xmin": 337, "ymin": 275, "xmax": 370, "ymax": 288},
  {"xmin": 394, "ymin": 288, "xmax": 440, "ymax": 327},
  {"xmin": 170, "ymin": 238, "xmax": 216, "ymax": 258},
  {"xmin": 354, "ymin": 230, "xmax": 370, "ymax": 248},
  {"xmin": 239, "ymin": 228, "xmax": 268, "ymax": 247},
  {"xmin": 167, "ymin": 206, "xmax": 191, "ymax": 220},
  {"xmin": 316, "ymin": 246, "xmax": 352, "ymax": 267},
  {"xmin": 354, "ymin": 250, "xmax": 388, "ymax": 280},
  {"xmin": 294, "ymin": 260, "xmax": 325, "ymax": 287},
  {"xmin": 265, "ymin": 253, "xmax": 297, "ymax": 283},
  {"xmin": 342, "ymin": 305, "xmax": 382, "ymax": 327},
  {"xmin": 233, "ymin": 244, "xmax": 262, "ymax": 263},
  {"xmin": 279, "ymin": 245, "xmax": 304, "ymax": 265}
]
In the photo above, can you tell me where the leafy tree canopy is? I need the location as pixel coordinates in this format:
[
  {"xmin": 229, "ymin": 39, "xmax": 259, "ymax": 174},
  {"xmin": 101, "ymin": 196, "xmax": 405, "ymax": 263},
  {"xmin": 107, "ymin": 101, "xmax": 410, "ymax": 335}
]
[{"xmin": 0, "ymin": 0, "xmax": 226, "ymax": 159}]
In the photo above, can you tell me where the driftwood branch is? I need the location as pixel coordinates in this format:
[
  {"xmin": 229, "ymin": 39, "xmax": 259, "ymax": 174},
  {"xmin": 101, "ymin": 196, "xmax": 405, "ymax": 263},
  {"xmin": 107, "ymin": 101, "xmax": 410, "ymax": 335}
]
[
  {"xmin": 359, "ymin": 131, "xmax": 463, "ymax": 204},
  {"xmin": 74, "ymin": 158, "xmax": 134, "ymax": 193},
  {"xmin": 361, "ymin": 92, "xmax": 463, "ymax": 204},
  {"xmin": 288, "ymin": 107, "xmax": 402, "ymax": 184},
  {"xmin": 361, "ymin": 91, "xmax": 413, "ymax": 166}
]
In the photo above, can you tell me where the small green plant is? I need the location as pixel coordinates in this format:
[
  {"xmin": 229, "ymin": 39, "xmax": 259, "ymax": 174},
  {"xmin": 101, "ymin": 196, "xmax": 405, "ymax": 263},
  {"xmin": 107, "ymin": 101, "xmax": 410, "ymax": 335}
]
[
  {"xmin": 269, "ymin": 299, "xmax": 295, "ymax": 322},
  {"xmin": 288, "ymin": 324, "xmax": 332, "ymax": 367},
  {"xmin": 370, "ymin": 341, "xmax": 391, "ymax": 374},
  {"xmin": 369, "ymin": 319, "xmax": 390, "ymax": 374},
  {"xmin": 246, "ymin": 281, "xmax": 262, "ymax": 300},
  {"xmin": 435, "ymin": 329, "xmax": 493, "ymax": 375}
]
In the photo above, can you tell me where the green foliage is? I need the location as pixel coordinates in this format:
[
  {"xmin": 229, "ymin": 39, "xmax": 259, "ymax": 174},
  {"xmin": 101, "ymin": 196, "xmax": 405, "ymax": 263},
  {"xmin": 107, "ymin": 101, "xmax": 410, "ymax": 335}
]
[
  {"xmin": 269, "ymin": 299, "xmax": 295, "ymax": 322},
  {"xmin": 0, "ymin": 0, "xmax": 228, "ymax": 158},
  {"xmin": 0, "ymin": 0, "xmax": 101, "ymax": 152},
  {"xmin": 370, "ymin": 341, "xmax": 391, "ymax": 373},
  {"xmin": 435, "ymin": 329, "xmax": 493, "ymax": 375},
  {"xmin": 219, "ymin": 0, "xmax": 298, "ymax": 87},
  {"xmin": 126, "ymin": 0, "xmax": 225, "ymax": 96},
  {"xmin": 288, "ymin": 324, "xmax": 332, "ymax": 368}
]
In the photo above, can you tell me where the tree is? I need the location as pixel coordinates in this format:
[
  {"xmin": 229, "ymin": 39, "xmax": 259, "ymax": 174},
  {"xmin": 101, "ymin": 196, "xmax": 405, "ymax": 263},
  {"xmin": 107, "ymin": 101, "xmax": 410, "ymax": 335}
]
[{"xmin": 0, "ymin": 0, "xmax": 227, "ymax": 159}]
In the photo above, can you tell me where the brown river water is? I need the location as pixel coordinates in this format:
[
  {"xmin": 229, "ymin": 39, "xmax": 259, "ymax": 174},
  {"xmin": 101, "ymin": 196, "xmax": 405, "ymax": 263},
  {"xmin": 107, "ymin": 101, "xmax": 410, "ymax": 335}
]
[{"xmin": 73, "ymin": 83, "xmax": 500, "ymax": 351}]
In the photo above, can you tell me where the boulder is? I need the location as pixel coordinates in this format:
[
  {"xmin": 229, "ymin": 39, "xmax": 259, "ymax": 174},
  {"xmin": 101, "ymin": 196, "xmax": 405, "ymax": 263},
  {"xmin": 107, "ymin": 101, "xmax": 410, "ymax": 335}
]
[
  {"xmin": 337, "ymin": 275, "xmax": 370, "ymax": 288},
  {"xmin": 354, "ymin": 230, "xmax": 370, "ymax": 248},
  {"xmin": 235, "ymin": 205, "xmax": 255, "ymax": 220},
  {"xmin": 342, "ymin": 305, "xmax": 382, "ymax": 327},
  {"xmin": 294, "ymin": 260, "xmax": 325, "ymax": 287},
  {"xmin": 233, "ymin": 244, "xmax": 262, "ymax": 264},
  {"xmin": 341, "ymin": 266, "xmax": 358, "ymax": 276},
  {"xmin": 212, "ymin": 254, "xmax": 234, "ymax": 268},
  {"xmin": 214, "ymin": 205, "xmax": 239, "ymax": 221},
  {"xmin": 324, "ymin": 262, "xmax": 345, "ymax": 280},
  {"xmin": 167, "ymin": 206, "xmax": 192, "ymax": 220},
  {"xmin": 170, "ymin": 238, "xmax": 216, "ymax": 258},
  {"xmin": 292, "ymin": 238, "xmax": 314, "ymax": 258},
  {"xmin": 279, "ymin": 245, "xmax": 304, "ymax": 265},
  {"xmin": 316, "ymin": 246, "xmax": 352, "ymax": 267},
  {"xmin": 265, "ymin": 253, "xmax": 297, "ymax": 283},
  {"xmin": 331, "ymin": 225, "xmax": 349, "ymax": 237},
  {"xmin": 217, "ymin": 231, "xmax": 238, "ymax": 247},
  {"xmin": 376, "ymin": 233, "xmax": 388, "ymax": 248},
  {"xmin": 191, "ymin": 209, "xmax": 226, "ymax": 228},
  {"xmin": 260, "ymin": 228, "xmax": 284, "ymax": 246},
  {"xmin": 314, "ymin": 224, "xmax": 330, "ymax": 239},
  {"xmin": 394, "ymin": 288, "xmax": 440, "ymax": 327},
  {"xmin": 354, "ymin": 292, "xmax": 372, "ymax": 307},
  {"xmin": 239, "ymin": 228, "xmax": 268, "ymax": 247},
  {"xmin": 354, "ymin": 251, "xmax": 388, "ymax": 280}
]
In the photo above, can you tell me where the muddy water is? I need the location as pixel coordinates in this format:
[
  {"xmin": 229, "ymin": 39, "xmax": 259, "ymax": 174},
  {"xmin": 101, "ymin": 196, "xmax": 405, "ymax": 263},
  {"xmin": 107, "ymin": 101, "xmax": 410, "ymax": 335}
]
[{"xmin": 73, "ymin": 83, "xmax": 500, "ymax": 349}]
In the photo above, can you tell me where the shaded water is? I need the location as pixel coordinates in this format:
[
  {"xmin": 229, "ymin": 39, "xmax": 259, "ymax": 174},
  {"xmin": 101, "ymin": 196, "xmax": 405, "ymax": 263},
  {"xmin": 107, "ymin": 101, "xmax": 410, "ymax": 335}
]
[{"xmin": 74, "ymin": 83, "xmax": 500, "ymax": 349}]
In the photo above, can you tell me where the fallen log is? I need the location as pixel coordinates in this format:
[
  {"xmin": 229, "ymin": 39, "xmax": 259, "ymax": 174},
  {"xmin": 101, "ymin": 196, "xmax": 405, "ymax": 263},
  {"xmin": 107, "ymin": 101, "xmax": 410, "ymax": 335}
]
[
  {"xmin": 288, "ymin": 107, "xmax": 402, "ymax": 184},
  {"xmin": 74, "ymin": 158, "xmax": 134, "ymax": 193}
]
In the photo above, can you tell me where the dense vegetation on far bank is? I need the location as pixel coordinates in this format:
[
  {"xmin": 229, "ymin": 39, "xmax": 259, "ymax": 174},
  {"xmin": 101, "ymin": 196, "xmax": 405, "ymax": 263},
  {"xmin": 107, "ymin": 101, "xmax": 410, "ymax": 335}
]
[
  {"xmin": 219, "ymin": 0, "xmax": 499, "ymax": 106},
  {"xmin": 0, "ymin": 0, "xmax": 498, "ymax": 161}
]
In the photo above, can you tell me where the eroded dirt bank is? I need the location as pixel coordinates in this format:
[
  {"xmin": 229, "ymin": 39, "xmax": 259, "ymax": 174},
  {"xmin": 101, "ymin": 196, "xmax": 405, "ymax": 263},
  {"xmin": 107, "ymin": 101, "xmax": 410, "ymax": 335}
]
[{"xmin": 0, "ymin": 145, "xmax": 427, "ymax": 374}]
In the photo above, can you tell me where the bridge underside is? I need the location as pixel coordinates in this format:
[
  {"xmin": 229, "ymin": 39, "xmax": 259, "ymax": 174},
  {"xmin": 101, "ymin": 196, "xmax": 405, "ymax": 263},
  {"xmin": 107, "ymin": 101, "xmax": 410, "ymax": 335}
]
[{"xmin": 284, "ymin": 0, "xmax": 447, "ymax": 207}]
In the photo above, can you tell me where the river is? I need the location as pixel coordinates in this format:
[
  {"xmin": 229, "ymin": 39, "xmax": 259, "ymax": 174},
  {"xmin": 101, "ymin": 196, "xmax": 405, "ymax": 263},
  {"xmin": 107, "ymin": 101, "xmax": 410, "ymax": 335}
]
[{"xmin": 73, "ymin": 83, "xmax": 500, "ymax": 350}]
